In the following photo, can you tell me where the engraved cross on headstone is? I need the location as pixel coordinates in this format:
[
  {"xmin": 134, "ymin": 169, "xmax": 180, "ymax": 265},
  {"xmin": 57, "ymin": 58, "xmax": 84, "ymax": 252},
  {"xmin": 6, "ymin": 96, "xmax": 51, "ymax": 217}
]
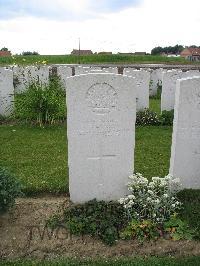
[{"xmin": 87, "ymin": 138, "xmax": 117, "ymax": 179}]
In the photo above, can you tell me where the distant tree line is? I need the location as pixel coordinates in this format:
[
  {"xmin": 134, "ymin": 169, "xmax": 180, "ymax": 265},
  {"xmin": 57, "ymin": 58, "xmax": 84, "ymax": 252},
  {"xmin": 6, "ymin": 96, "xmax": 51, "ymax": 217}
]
[
  {"xmin": 22, "ymin": 51, "xmax": 39, "ymax": 56},
  {"xmin": 151, "ymin": 45, "xmax": 184, "ymax": 55},
  {"xmin": 151, "ymin": 45, "xmax": 200, "ymax": 55}
]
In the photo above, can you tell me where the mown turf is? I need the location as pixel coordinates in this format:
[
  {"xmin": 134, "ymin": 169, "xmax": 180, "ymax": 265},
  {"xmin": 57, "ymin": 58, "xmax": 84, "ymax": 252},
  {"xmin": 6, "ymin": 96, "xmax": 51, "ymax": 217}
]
[
  {"xmin": 0, "ymin": 54, "xmax": 190, "ymax": 66},
  {"xmin": 0, "ymin": 124, "xmax": 68, "ymax": 194},
  {"xmin": 1, "ymin": 256, "xmax": 200, "ymax": 266},
  {"xmin": 0, "ymin": 124, "xmax": 172, "ymax": 194},
  {"xmin": 149, "ymin": 99, "xmax": 161, "ymax": 114}
]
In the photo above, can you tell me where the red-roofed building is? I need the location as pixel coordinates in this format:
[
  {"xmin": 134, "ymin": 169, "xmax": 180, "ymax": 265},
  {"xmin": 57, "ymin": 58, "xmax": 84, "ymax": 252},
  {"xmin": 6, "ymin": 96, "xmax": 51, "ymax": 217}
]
[
  {"xmin": 71, "ymin": 49, "xmax": 93, "ymax": 55},
  {"xmin": 0, "ymin": 51, "xmax": 11, "ymax": 57},
  {"xmin": 180, "ymin": 47, "xmax": 200, "ymax": 61}
]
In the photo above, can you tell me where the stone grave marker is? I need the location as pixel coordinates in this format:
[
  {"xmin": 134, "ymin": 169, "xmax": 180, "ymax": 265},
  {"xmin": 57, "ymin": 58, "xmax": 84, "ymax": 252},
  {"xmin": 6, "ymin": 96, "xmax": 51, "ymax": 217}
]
[
  {"xmin": 124, "ymin": 68, "xmax": 150, "ymax": 110},
  {"xmin": 170, "ymin": 76, "xmax": 200, "ymax": 188},
  {"xmin": 161, "ymin": 70, "xmax": 182, "ymax": 111},
  {"xmin": 57, "ymin": 66, "xmax": 72, "ymax": 89},
  {"xmin": 67, "ymin": 73, "xmax": 136, "ymax": 203},
  {"xmin": 0, "ymin": 67, "xmax": 14, "ymax": 116}
]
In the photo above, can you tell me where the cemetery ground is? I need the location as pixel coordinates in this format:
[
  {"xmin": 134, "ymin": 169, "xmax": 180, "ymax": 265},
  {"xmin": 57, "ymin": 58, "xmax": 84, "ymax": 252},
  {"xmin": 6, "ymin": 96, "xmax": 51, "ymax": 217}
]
[{"xmin": 1, "ymin": 99, "xmax": 200, "ymax": 264}]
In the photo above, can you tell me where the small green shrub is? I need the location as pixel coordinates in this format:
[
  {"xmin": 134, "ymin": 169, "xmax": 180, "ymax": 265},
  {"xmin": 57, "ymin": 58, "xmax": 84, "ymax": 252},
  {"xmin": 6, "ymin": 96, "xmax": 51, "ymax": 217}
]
[
  {"xmin": 14, "ymin": 75, "xmax": 66, "ymax": 126},
  {"xmin": 136, "ymin": 109, "xmax": 160, "ymax": 126},
  {"xmin": 120, "ymin": 219, "xmax": 159, "ymax": 242},
  {"xmin": 0, "ymin": 114, "xmax": 6, "ymax": 124},
  {"xmin": 47, "ymin": 199, "xmax": 129, "ymax": 245},
  {"xmin": 160, "ymin": 110, "xmax": 174, "ymax": 126},
  {"xmin": 164, "ymin": 216, "xmax": 195, "ymax": 240},
  {"xmin": 136, "ymin": 109, "xmax": 174, "ymax": 126},
  {"xmin": 178, "ymin": 189, "xmax": 200, "ymax": 239},
  {"xmin": 0, "ymin": 167, "xmax": 22, "ymax": 214}
]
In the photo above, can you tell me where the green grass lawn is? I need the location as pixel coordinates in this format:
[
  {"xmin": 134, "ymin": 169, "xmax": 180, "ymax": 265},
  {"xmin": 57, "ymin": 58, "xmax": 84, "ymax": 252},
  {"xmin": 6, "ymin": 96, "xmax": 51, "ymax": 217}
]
[
  {"xmin": 0, "ymin": 124, "xmax": 171, "ymax": 194},
  {"xmin": 149, "ymin": 98, "xmax": 161, "ymax": 114},
  {"xmin": 0, "ymin": 54, "xmax": 191, "ymax": 66},
  {"xmin": 1, "ymin": 257, "xmax": 200, "ymax": 266}
]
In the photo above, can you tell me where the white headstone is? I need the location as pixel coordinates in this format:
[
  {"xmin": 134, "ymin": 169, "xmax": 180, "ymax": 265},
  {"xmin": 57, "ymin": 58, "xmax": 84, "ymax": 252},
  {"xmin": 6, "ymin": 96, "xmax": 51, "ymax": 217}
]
[
  {"xmin": 124, "ymin": 68, "xmax": 150, "ymax": 110},
  {"xmin": 57, "ymin": 66, "xmax": 72, "ymax": 89},
  {"xmin": 161, "ymin": 70, "xmax": 182, "ymax": 111},
  {"xmin": 75, "ymin": 66, "xmax": 100, "ymax": 75},
  {"xmin": 102, "ymin": 67, "xmax": 118, "ymax": 74},
  {"xmin": 0, "ymin": 67, "xmax": 14, "ymax": 116},
  {"xmin": 67, "ymin": 73, "xmax": 136, "ymax": 203},
  {"xmin": 35, "ymin": 66, "xmax": 49, "ymax": 84},
  {"xmin": 13, "ymin": 66, "xmax": 49, "ymax": 93},
  {"xmin": 170, "ymin": 76, "xmax": 200, "ymax": 188},
  {"xmin": 161, "ymin": 70, "xmax": 200, "ymax": 112},
  {"xmin": 149, "ymin": 69, "xmax": 163, "ymax": 96}
]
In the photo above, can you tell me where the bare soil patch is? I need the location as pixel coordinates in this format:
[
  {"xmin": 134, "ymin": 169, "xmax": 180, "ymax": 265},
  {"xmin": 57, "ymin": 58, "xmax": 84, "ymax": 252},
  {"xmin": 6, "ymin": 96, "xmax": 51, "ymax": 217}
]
[{"xmin": 0, "ymin": 197, "xmax": 200, "ymax": 261}]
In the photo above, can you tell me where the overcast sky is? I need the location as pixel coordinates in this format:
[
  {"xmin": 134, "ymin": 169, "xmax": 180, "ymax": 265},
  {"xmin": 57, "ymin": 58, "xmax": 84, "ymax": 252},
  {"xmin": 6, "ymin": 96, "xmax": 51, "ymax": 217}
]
[{"xmin": 0, "ymin": 0, "xmax": 200, "ymax": 55}]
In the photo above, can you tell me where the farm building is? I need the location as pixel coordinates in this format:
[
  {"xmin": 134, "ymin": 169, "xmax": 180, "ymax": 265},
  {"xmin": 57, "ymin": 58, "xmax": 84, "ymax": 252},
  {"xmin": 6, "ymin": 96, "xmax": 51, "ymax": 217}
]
[{"xmin": 180, "ymin": 47, "xmax": 200, "ymax": 61}]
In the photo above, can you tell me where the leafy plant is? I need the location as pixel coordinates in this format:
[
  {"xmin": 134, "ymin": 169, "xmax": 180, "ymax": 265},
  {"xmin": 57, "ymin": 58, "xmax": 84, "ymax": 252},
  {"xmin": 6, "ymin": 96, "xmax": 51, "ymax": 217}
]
[
  {"xmin": 164, "ymin": 216, "xmax": 195, "ymax": 240},
  {"xmin": 159, "ymin": 110, "xmax": 174, "ymax": 126},
  {"xmin": 47, "ymin": 199, "xmax": 129, "ymax": 245},
  {"xmin": 0, "ymin": 167, "xmax": 22, "ymax": 214},
  {"xmin": 120, "ymin": 219, "xmax": 159, "ymax": 242},
  {"xmin": 178, "ymin": 189, "xmax": 200, "ymax": 239},
  {"xmin": 136, "ymin": 109, "xmax": 160, "ymax": 126},
  {"xmin": 14, "ymin": 75, "xmax": 66, "ymax": 126}
]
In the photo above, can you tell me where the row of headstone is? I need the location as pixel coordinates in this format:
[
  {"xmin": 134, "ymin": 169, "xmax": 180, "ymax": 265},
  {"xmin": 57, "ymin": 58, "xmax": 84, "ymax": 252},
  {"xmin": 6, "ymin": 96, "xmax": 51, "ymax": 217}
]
[
  {"xmin": 1, "ymin": 64, "xmax": 200, "ymax": 116},
  {"xmin": 66, "ymin": 73, "xmax": 200, "ymax": 203}
]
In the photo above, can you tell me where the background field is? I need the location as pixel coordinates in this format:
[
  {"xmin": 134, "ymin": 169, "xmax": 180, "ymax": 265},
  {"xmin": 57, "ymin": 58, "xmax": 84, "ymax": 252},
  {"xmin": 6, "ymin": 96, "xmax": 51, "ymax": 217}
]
[{"xmin": 0, "ymin": 54, "xmax": 192, "ymax": 66}]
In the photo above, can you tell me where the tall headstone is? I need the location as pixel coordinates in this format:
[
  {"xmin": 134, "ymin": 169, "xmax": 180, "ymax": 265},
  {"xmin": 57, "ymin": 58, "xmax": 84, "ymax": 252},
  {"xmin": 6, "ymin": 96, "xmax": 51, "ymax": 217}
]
[
  {"xmin": 0, "ymin": 67, "xmax": 14, "ymax": 116},
  {"xmin": 57, "ymin": 66, "xmax": 72, "ymax": 89},
  {"xmin": 161, "ymin": 70, "xmax": 182, "ymax": 111},
  {"xmin": 124, "ymin": 68, "xmax": 150, "ymax": 110},
  {"xmin": 170, "ymin": 76, "xmax": 200, "ymax": 188},
  {"xmin": 67, "ymin": 73, "xmax": 136, "ymax": 203},
  {"xmin": 149, "ymin": 68, "xmax": 163, "ymax": 96}
]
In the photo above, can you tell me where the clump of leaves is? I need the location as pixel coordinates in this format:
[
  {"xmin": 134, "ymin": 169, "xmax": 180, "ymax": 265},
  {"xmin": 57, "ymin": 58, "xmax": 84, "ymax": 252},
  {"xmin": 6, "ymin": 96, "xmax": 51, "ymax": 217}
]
[
  {"xmin": 14, "ymin": 75, "xmax": 66, "ymax": 126},
  {"xmin": 136, "ymin": 108, "xmax": 160, "ymax": 126},
  {"xmin": 120, "ymin": 219, "xmax": 160, "ymax": 242},
  {"xmin": 0, "ymin": 167, "xmax": 22, "ymax": 214},
  {"xmin": 159, "ymin": 110, "xmax": 174, "ymax": 126},
  {"xmin": 164, "ymin": 216, "xmax": 195, "ymax": 240},
  {"xmin": 48, "ymin": 199, "xmax": 129, "ymax": 246}
]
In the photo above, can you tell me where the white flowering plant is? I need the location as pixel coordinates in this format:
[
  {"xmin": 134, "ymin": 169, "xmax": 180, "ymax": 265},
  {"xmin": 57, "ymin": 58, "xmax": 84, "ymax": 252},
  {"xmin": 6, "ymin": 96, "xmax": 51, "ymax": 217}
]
[{"xmin": 119, "ymin": 173, "xmax": 182, "ymax": 224}]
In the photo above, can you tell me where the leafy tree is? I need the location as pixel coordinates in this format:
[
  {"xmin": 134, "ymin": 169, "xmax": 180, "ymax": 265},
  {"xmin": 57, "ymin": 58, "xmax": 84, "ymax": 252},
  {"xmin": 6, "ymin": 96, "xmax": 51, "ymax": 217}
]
[
  {"xmin": 22, "ymin": 51, "xmax": 39, "ymax": 56},
  {"xmin": 0, "ymin": 47, "xmax": 9, "ymax": 51},
  {"xmin": 151, "ymin": 45, "xmax": 184, "ymax": 55}
]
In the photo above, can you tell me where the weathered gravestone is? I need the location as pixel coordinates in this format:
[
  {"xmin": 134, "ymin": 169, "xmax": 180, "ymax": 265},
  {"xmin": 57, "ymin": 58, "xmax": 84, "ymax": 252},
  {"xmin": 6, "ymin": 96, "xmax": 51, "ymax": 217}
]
[
  {"xmin": 124, "ymin": 68, "xmax": 150, "ymax": 111},
  {"xmin": 13, "ymin": 66, "xmax": 49, "ymax": 93},
  {"xmin": 170, "ymin": 76, "xmax": 200, "ymax": 188},
  {"xmin": 0, "ymin": 67, "xmax": 14, "ymax": 116},
  {"xmin": 149, "ymin": 68, "xmax": 163, "ymax": 96},
  {"xmin": 57, "ymin": 66, "xmax": 72, "ymax": 89},
  {"xmin": 67, "ymin": 73, "xmax": 136, "ymax": 203},
  {"xmin": 161, "ymin": 70, "xmax": 182, "ymax": 111},
  {"xmin": 75, "ymin": 66, "xmax": 102, "ymax": 75}
]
